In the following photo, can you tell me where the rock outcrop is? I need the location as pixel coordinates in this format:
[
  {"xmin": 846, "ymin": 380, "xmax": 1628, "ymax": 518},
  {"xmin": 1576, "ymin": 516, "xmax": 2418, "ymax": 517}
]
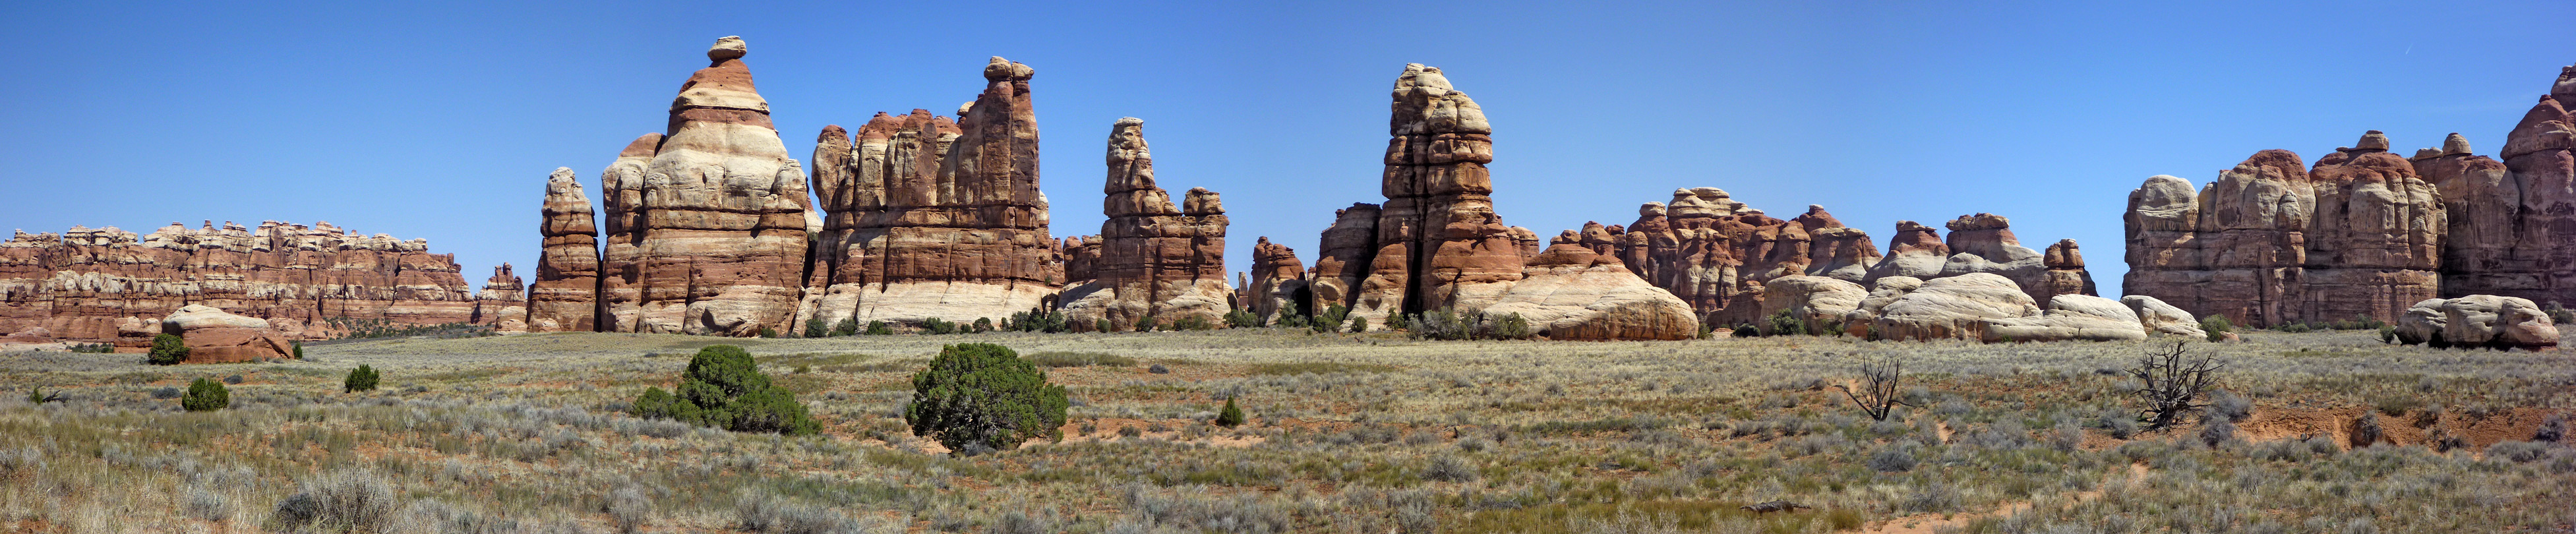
[
  {"xmin": 1348, "ymin": 63, "xmax": 1526, "ymax": 326},
  {"xmin": 1598, "ymin": 189, "xmax": 1886, "ymax": 324},
  {"xmin": 1244, "ymin": 237, "xmax": 1308, "ymax": 320},
  {"xmin": 472, "ymin": 264, "xmax": 526, "ymax": 334},
  {"xmin": 592, "ymin": 36, "xmax": 813, "ymax": 336},
  {"xmin": 2130, "ymin": 65, "xmax": 2576, "ymax": 325},
  {"xmin": 1480, "ymin": 239, "xmax": 1700, "ymax": 341},
  {"xmin": 2121, "ymin": 295, "xmax": 2202, "ymax": 337},
  {"xmin": 161, "ymin": 305, "xmax": 295, "ymax": 363},
  {"xmin": 1757, "ymin": 276, "xmax": 1866, "ymax": 335},
  {"xmin": 2394, "ymin": 295, "xmax": 2561, "ymax": 349},
  {"xmin": 1932, "ymin": 214, "xmax": 2054, "ymax": 305},
  {"xmin": 1060, "ymin": 118, "xmax": 1231, "ymax": 330},
  {"xmin": 800, "ymin": 57, "xmax": 1061, "ymax": 327},
  {"xmin": 1292, "ymin": 65, "xmax": 1694, "ymax": 340},
  {"xmin": 1848, "ymin": 273, "xmax": 2039, "ymax": 341},
  {"xmin": 1981, "ymin": 294, "xmax": 2147, "ymax": 343},
  {"xmin": 2303, "ymin": 131, "xmax": 2445, "ymax": 323},
  {"xmin": 527, "ymin": 167, "xmax": 599, "ymax": 333},
  {"xmin": 0, "ymin": 222, "xmax": 477, "ymax": 343}
]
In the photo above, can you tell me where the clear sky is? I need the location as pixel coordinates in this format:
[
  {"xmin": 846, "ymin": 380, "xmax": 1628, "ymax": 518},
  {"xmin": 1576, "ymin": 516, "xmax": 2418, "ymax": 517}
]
[{"xmin": 5, "ymin": 1, "xmax": 2567, "ymax": 296}]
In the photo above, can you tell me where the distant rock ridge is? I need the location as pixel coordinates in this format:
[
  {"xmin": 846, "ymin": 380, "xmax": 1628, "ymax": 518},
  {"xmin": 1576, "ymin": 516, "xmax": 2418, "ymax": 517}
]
[
  {"xmin": 2125, "ymin": 63, "xmax": 2575, "ymax": 326},
  {"xmin": 0, "ymin": 220, "xmax": 476, "ymax": 343}
]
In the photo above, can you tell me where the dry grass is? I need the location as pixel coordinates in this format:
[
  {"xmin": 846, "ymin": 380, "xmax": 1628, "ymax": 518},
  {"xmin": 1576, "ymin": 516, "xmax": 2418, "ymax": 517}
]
[{"xmin": 0, "ymin": 328, "xmax": 2568, "ymax": 533}]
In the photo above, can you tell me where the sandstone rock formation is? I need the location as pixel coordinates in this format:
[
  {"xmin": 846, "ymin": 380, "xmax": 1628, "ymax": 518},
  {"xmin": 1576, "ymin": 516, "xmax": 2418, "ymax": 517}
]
[
  {"xmin": 1480, "ymin": 239, "xmax": 1699, "ymax": 341},
  {"xmin": 2043, "ymin": 239, "xmax": 2096, "ymax": 302},
  {"xmin": 1599, "ymin": 189, "xmax": 1886, "ymax": 324},
  {"xmin": 1244, "ymin": 237, "xmax": 1308, "ymax": 320},
  {"xmin": 591, "ymin": 36, "xmax": 812, "ymax": 336},
  {"xmin": 1349, "ymin": 63, "xmax": 1524, "ymax": 326},
  {"xmin": 0, "ymin": 221, "xmax": 477, "ymax": 343},
  {"xmin": 1060, "ymin": 118, "xmax": 1231, "ymax": 330},
  {"xmin": 595, "ymin": 133, "xmax": 663, "ymax": 333},
  {"xmin": 162, "ymin": 305, "xmax": 295, "ymax": 363},
  {"xmin": 2303, "ymin": 131, "xmax": 2445, "ymax": 323},
  {"xmin": 472, "ymin": 264, "xmax": 526, "ymax": 334},
  {"xmin": 1288, "ymin": 65, "xmax": 1694, "ymax": 340},
  {"xmin": 1757, "ymin": 276, "xmax": 1865, "ymax": 335},
  {"xmin": 2130, "ymin": 65, "xmax": 2576, "ymax": 325},
  {"xmin": 1980, "ymin": 294, "xmax": 2146, "ymax": 343},
  {"xmin": 1847, "ymin": 273, "xmax": 2039, "ymax": 341},
  {"xmin": 1307, "ymin": 204, "xmax": 1381, "ymax": 317},
  {"xmin": 2395, "ymin": 295, "xmax": 2561, "ymax": 349},
  {"xmin": 1932, "ymin": 214, "xmax": 2052, "ymax": 305},
  {"xmin": 527, "ymin": 167, "xmax": 600, "ymax": 333},
  {"xmin": 800, "ymin": 57, "xmax": 1061, "ymax": 327},
  {"xmin": 2121, "ymin": 295, "xmax": 2202, "ymax": 337}
]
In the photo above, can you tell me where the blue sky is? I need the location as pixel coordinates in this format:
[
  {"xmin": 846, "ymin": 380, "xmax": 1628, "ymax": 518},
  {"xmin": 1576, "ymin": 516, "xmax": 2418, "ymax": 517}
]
[{"xmin": 4, "ymin": 1, "xmax": 2567, "ymax": 295}]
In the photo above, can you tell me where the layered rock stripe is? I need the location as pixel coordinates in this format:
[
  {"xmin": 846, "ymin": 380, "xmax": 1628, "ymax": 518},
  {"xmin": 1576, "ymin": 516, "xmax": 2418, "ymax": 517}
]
[
  {"xmin": 1, "ymin": 221, "xmax": 476, "ymax": 343},
  {"xmin": 1060, "ymin": 118, "xmax": 1230, "ymax": 330}
]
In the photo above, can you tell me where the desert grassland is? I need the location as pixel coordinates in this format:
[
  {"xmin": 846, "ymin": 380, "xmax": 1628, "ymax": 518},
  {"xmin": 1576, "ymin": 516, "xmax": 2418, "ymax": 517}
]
[{"xmin": 0, "ymin": 328, "xmax": 2571, "ymax": 534}]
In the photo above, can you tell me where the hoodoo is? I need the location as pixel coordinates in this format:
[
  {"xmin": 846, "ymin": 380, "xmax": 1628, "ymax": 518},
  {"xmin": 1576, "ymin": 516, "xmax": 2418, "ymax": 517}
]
[
  {"xmin": 1058, "ymin": 118, "xmax": 1232, "ymax": 330},
  {"xmin": 527, "ymin": 167, "xmax": 599, "ymax": 333},
  {"xmin": 593, "ymin": 36, "xmax": 812, "ymax": 336},
  {"xmin": 798, "ymin": 57, "xmax": 1063, "ymax": 328}
]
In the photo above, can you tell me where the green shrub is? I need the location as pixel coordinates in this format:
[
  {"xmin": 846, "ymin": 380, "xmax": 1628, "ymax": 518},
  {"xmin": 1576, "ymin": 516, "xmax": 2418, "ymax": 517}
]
[
  {"xmin": 864, "ymin": 320, "xmax": 893, "ymax": 336},
  {"xmin": 903, "ymin": 343, "xmax": 1069, "ymax": 452},
  {"xmin": 1488, "ymin": 312, "xmax": 1534, "ymax": 340},
  {"xmin": 1312, "ymin": 305, "xmax": 1350, "ymax": 333},
  {"xmin": 1767, "ymin": 310, "xmax": 1805, "ymax": 336},
  {"xmin": 1733, "ymin": 324, "xmax": 1760, "ymax": 338},
  {"xmin": 1005, "ymin": 307, "xmax": 1069, "ymax": 333},
  {"xmin": 1135, "ymin": 315, "xmax": 1158, "ymax": 332},
  {"xmin": 291, "ymin": 341, "xmax": 305, "ymax": 360},
  {"xmin": 1216, "ymin": 398, "xmax": 1245, "ymax": 427},
  {"xmin": 1223, "ymin": 309, "xmax": 1263, "ymax": 328},
  {"xmin": 343, "ymin": 365, "xmax": 379, "ymax": 393},
  {"xmin": 758, "ymin": 327, "xmax": 777, "ymax": 338},
  {"xmin": 1097, "ymin": 318, "xmax": 1118, "ymax": 333},
  {"xmin": 1274, "ymin": 311, "xmax": 1309, "ymax": 329},
  {"xmin": 182, "ymin": 378, "xmax": 228, "ymax": 411},
  {"xmin": 1348, "ymin": 316, "xmax": 1369, "ymax": 334},
  {"xmin": 972, "ymin": 317, "xmax": 994, "ymax": 333},
  {"xmin": 2379, "ymin": 325, "xmax": 2398, "ymax": 343},
  {"xmin": 68, "ymin": 342, "xmax": 115, "ymax": 353},
  {"xmin": 804, "ymin": 317, "xmax": 827, "ymax": 338},
  {"xmin": 831, "ymin": 318, "xmax": 858, "ymax": 337},
  {"xmin": 923, "ymin": 318, "xmax": 958, "ymax": 335},
  {"xmin": 2200, "ymin": 315, "xmax": 2234, "ymax": 341},
  {"xmin": 148, "ymin": 334, "xmax": 189, "ymax": 365},
  {"xmin": 631, "ymin": 345, "xmax": 819, "ymax": 436},
  {"xmin": 1170, "ymin": 315, "xmax": 1213, "ymax": 331},
  {"xmin": 1385, "ymin": 312, "xmax": 1410, "ymax": 331}
]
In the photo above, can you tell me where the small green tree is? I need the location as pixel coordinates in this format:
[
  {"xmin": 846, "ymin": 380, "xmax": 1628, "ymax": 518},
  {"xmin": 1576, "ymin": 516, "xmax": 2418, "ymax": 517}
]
[
  {"xmin": 804, "ymin": 317, "xmax": 827, "ymax": 338},
  {"xmin": 904, "ymin": 343, "xmax": 1069, "ymax": 452},
  {"xmin": 182, "ymin": 378, "xmax": 229, "ymax": 411},
  {"xmin": 972, "ymin": 317, "xmax": 994, "ymax": 333},
  {"xmin": 1135, "ymin": 315, "xmax": 1157, "ymax": 332},
  {"xmin": 632, "ymin": 345, "xmax": 819, "ymax": 436},
  {"xmin": 1348, "ymin": 316, "xmax": 1369, "ymax": 334},
  {"xmin": 1312, "ymin": 305, "xmax": 1350, "ymax": 333},
  {"xmin": 2200, "ymin": 315, "xmax": 2234, "ymax": 342},
  {"xmin": 1489, "ymin": 312, "xmax": 1535, "ymax": 340},
  {"xmin": 1215, "ymin": 397, "xmax": 1245, "ymax": 428},
  {"xmin": 292, "ymin": 341, "xmax": 305, "ymax": 360},
  {"xmin": 1224, "ymin": 309, "xmax": 1263, "ymax": 328},
  {"xmin": 1098, "ymin": 318, "xmax": 1119, "ymax": 333},
  {"xmin": 864, "ymin": 320, "xmax": 893, "ymax": 336},
  {"xmin": 148, "ymin": 334, "xmax": 189, "ymax": 365},
  {"xmin": 343, "ymin": 365, "xmax": 380, "ymax": 393},
  {"xmin": 1768, "ymin": 310, "xmax": 1807, "ymax": 336},
  {"xmin": 1385, "ymin": 312, "xmax": 1410, "ymax": 331},
  {"xmin": 831, "ymin": 318, "xmax": 858, "ymax": 337}
]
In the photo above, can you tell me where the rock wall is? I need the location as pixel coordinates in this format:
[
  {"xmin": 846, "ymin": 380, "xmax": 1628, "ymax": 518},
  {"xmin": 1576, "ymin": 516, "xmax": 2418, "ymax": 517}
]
[
  {"xmin": 2124, "ymin": 150, "xmax": 2315, "ymax": 327},
  {"xmin": 1306, "ymin": 203, "xmax": 1380, "ymax": 317},
  {"xmin": 2455, "ymin": 65, "xmax": 2576, "ymax": 306},
  {"xmin": 594, "ymin": 36, "xmax": 813, "ymax": 336},
  {"xmin": 1601, "ymin": 189, "xmax": 1887, "ymax": 324},
  {"xmin": 0, "ymin": 221, "xmax": 475, "ymax": 343},
  {"xmin": 527, "ymin": 167, "xmax": 599, "ymax": 333},
  {"xmin": 1060, "ymin": 118, "xmax": 1230, "ymax": 329},
  {"xmin": 799, "ymin": 57, "xmax": 1061, "ymax": 327}
]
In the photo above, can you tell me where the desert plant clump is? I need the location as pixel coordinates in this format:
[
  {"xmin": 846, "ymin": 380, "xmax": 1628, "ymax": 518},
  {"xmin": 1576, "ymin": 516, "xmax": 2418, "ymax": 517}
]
[
  {"xmin": 2129, "ymin": 341, "xmax": 2223, "ymax": 430},
  {"xmin": 1004, "ymin": 306, "xmax": 1069, "ymax": 333},
  {"xmin": 1135, "ymin": 315, "xmax": 1159, "ymax": 333},
  {"xmin": 343, "ymin": 365, "xmax": 380, "ymax": 393},
  {"xmin": 181, "ymin": 378, "xmax": 228, "ymax": 411},
  {"xmin": 831, "ymin": 318, "xmax": 858, "ymax": 337},
  {"xmin": 25, "ymin": 387, "xmax": 61, "ymax": 404},
  {"xmin": 922, "ymin": 318, "xmax": 958, "ymax": 335},
  {"xmin": 268, "ymin": 469, "xmax": 398, "ymax": 533},
  {"xmin": 148, "ymin": 334, "xmax": 190, "ymax": 365},
  {"xmin": 2198, "ymin": 412, "xmax": 2237, "ymax": 448},
  {"xmin": 804, "ymin": 317, "xmax": 827, "ymax": 338},
  {"xmin": 1487, "ymin": 312, "xmax": 1534, "ymax": 340},
  {"xmin": 863, "ymin": 320, "xmax": 893, "ymax": 336},
  {"xmin": 1215, "ymin": 398, "xmax": 1245, "ymax": 428},
  {"xmin": 1768, "ymin": 310, "xmax": 1806, "ymax": 336},
  {"xmin": 903, "ymin": 343, "xmax": 1069, "ymax": 452},
  {"xmin": 291, "ymin": 341, "xmax": 305, "ymax": 359},
  {"xmin": 2208, "ymin": 389, "xmax": 2253, "ymax": 423},
  {"xmin": 2533, "ymin": 413, "xmax": 2566, "ymax": 444},
  {"xmin": 1385, "ymin": 312, "xmax": 1410, "ymax": 331},
  {"xmin": 630, "ymin": 345, "xmax": 820, "ymax": 436},
  {"xmin": 606, "ymin": 484, "xmax": 651, "ymax": 533},
  {"xmin": 1868, "ymin": 443, "xmax": 1918, "ymax": 472},
  {"xmin": 2199, "ymin": 315, "xmax": 2234, "ymax": 341},
  {"xmin": 1170, "ymin": 315, "xmax": 1213, "ymax": 331},
  {"xmin": 1097, "ymin": 318, "xmax": 1119, "ymax": 334},
  {"xmin": 1732, "ymin": 324, "xmax": 1760, "ymax": 339},
  {"xmin": 1348, "ymin": 316, "xmax": 1369, "ymax": 334},
  {"xmin": 972, "ymin": 317, "xmax": 994, "ymax": 333}
]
